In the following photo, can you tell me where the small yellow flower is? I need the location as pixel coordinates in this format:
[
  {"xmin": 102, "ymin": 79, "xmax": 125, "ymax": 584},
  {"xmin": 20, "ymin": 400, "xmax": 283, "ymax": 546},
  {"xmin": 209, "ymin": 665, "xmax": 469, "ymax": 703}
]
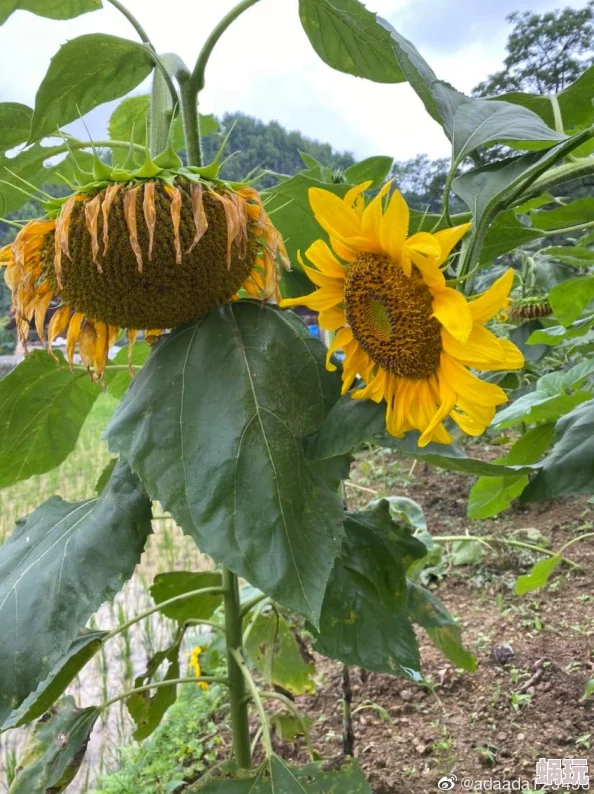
[
  {"xmin": 281, "ymin": 181, "xmax": 524, "ymax": 447},
  {"xmin": 188, "ymin": 646, "xmax": 209, "ymax": 690}
]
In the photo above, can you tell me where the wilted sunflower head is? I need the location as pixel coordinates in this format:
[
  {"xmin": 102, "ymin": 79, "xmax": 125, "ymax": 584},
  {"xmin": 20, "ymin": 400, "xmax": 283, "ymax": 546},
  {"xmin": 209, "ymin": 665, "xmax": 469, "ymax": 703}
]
[
  {"xmin": 1, "ymin": 173, "xmax": 288, "ymax": 379},
  {"xmin": 281, "ymin": 180, "xmax": 524, "ymax": 447}
]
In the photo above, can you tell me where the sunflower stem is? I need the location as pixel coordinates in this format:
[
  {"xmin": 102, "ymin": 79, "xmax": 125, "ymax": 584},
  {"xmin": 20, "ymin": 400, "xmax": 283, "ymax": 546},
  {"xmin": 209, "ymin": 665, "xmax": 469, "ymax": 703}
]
[
  {"xmin": 105, "ymin": 0, "xmax": 179, "ymax": 108},
  {"xmin": 224, "ymin": 569, "xmax": 253, "ymax": 768},
  {"xmin": 189, "ymin": 0, "xmax": 263, "ymax": 94},
  {"xmin": 178, "ymin": 71, "xmax": 202, "ymax": 167}
]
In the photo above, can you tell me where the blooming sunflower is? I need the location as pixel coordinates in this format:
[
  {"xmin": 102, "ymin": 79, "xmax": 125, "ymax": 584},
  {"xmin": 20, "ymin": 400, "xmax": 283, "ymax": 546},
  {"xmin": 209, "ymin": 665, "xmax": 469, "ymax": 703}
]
[
  {"xmin": 1, "ymin": 156, "xmax": 288, "ymax": 379},
  {"xmin": 281, "ymin": 181, "xmax": 524, "ymax": 447}
]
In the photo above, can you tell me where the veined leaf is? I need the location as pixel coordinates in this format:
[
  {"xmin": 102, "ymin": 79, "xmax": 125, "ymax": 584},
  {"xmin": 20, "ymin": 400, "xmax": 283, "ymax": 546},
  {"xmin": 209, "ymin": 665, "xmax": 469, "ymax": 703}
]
[
  {"xmin": 0, "ymin": 460, "xmax": 152, "ymax": 725},
  {"xmin": 106, "ymin": 303, "xmax": 344, "ymax": 625},
  {"xmin": 7, "ymin": 697, "xmax": 98, "ymax": 794},
  {"xmin": 531, "ymin": 198, "xmax": 594, "ymax": 231},
  {"xmin": 0, "ymin": 350, "xmax": 100, "ymax": 489},
  {"xmin": 549, "ymin": 275, "xmax": 594, "ymax": 326},
  {"xmin": 0, "ymin": 102, "xmax": 32, "ymax": 148},
  {"xmin": 30, "ymin": 34, "xmax": 155, "ymax": 142},
  {"xmin": 298, "ymin": 0, "xmax": 404, "ymax": 83},
  {"xmin": 480, "ymin": 210, "xmax": 543, "ymax": 264},
  {"xmin": 313, "ymin": 499, "xmax": 426, "ymax": 677},
  {"xmin": 0, "ymin": 0, "xmax": 100, "ymax": 24},
  {"xmin": 343, "ymin": 155, "xmax": 393, "ymax": 188},
  {"xmin": 150, "ymin": 571, "xmax": 223, "ymax": 624},
  {"xmin": 540, "ymin": 246, "xmax": 594, "ymax": 267}
]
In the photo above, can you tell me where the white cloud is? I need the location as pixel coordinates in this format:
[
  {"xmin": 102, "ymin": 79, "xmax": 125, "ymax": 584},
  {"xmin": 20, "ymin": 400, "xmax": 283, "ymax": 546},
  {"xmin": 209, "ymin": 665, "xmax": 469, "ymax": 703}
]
[{"xmin": 0, "ymin": 0, "xmax": 584, "ymax": 162}]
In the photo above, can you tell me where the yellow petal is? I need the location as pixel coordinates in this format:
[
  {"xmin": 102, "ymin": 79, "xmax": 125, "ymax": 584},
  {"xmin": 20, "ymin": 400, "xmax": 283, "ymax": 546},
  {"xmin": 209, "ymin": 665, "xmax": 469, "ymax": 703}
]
[
  {"xmin": 325, "ymin": 326, "xmax": 353, "ymax": 371},
  {"xmin": 352, "ymin": 369, "xmax": 388, "ymax": 403},
  {"xmin": 102, "ymin": 184, "xmax": 121, "ymax": 256},
  {"xmin": 93, "ymin": 321, "xmax": 109, "ymax": 379},
  {"xmin": 344, "ymin": 181, "xmax": 372, "ymax": 210},
  {"xmin": 123, "ymin": 187, "xmax": 143, "ymax": 273},
  {"xmin": 84, "ymin": 194, "xmax": 102, "ymax": 271},
  {"xmin": 34, "ymin": 291, "xmax": 53, "ymax": 342},
  {"xmin": 469, "ymin": 269, "xmax": 515, "ymax": 326},
  {"xmin": 329, "ymin": 235, "xmax": 358, "ymax": 263},
  {"xmin": 304, "ymin": 239, "xmax": 346, "ymax": 279},
  {"xmin": 360, "ymin": 180, "xmax": 392, "ymax": 241},
  {"xmin": 432, "ymin": 288, "xmax": 472, "ymax": 342},
  {"xmin": 309, "ymin": 187, "xmax": 362, "ymax": 240},
  {"xmin": 47, "ymin": 305, "xmax": 71, "ymax": 348},
  {"xmin": 187, "ymin": 183, "xmax": 209, "ymax": 254},
  {"xmin": 143, "ymin": 181, "xmax": 157, "ymax": 261},
  {"xmin": 66, "ymin": 312, "xmax": 85, "ymax": 366},
  {"xmin": 378, "ymin": 190, "xmax": 409, "ymax": 261},
  {"xmin": 53, "ymin": 196, "xmax": 77, "ymax": 290},
  {"xmin": 418, "ymin": 377, "xmax": 456, "ymax": 447},
  {"xmin": 318, "ymin": 306, "xmax": 347, "ymax": 331},
  {"xmin": 441, "ymin": 354, "xmax": 507, "ymax": 407},
  {"xmin": 280, "ymin": 288, "xmax": 344, "ymax": 312},
  {"xmin": 79, "ymin": 321, "xmax": 97, "ymax": 369},
  {"xmin": 165, "ymin": 185, "xmax": 183, "ymax": 265},
  {"xmin": 433, "ymin": 223, "xmax": 471, "ymax": 264},
  {"xmin": 302, "ymin": 264, "xmax": 343, "ymax": 290}
]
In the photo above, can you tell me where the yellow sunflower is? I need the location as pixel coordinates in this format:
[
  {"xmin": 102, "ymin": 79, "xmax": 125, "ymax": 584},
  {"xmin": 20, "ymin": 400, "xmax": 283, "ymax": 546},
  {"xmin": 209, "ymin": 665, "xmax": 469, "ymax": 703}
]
[
  {"xmin": 281, "ymin": 181, "xmax": 524, "ymax": 447},
  {"xmin": 1, "ymin": 178, "xmax": 287, "ymax": 379}
]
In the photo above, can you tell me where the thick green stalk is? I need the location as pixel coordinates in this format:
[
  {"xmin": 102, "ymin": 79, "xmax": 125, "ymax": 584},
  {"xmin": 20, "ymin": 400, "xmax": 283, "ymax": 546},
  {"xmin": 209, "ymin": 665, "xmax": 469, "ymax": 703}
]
[
  {"xmin": 150, "ymin": 67, "xmax": 173, "ymax": 158},
  {"xmin": 223, "ymin": 569, "xmax": 252, "ymax": 768},
  {"xmin": 178, "ymin": 72, "xmax": 202, "ymax": 167}
]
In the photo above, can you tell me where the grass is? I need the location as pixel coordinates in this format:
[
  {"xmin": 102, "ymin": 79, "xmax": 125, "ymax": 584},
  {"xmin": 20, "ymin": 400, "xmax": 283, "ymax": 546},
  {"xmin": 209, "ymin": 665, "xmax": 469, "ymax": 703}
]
[{"xmin": 0, "ymin": 394, "xmax": 211, "ymax": 793}]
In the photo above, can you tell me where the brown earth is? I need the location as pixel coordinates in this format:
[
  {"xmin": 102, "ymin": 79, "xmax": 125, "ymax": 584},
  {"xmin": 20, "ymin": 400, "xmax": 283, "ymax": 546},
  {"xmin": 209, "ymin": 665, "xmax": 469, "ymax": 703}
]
[{"xmin": 259, "ymin": 444, "xmax": 594, "ymax": 792}]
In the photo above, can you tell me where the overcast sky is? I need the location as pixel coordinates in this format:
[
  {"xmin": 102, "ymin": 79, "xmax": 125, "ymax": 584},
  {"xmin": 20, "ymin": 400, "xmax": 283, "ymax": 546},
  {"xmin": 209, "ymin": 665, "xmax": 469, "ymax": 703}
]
[{"xmin": 0, "ymin": 0, "xmax": 589, "ymax": 162}]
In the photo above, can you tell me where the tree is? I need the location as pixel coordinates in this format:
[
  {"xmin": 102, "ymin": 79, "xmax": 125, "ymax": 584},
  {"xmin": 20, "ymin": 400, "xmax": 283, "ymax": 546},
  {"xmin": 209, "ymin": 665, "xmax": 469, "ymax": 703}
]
[{"xmin": 474, "ymin": 2, "xmax": 594, "ymax": 96}]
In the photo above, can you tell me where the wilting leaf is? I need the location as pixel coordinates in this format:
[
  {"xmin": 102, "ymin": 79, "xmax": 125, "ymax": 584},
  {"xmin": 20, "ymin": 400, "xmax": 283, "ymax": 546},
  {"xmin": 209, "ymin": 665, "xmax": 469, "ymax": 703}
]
[
  {"xmin": 30, "ymin": 34, "xmax": 155, "ymax": 142},
  {"xmin": 8, "ymin": 697, "xmax": 98, "ymax": 794},
  {"xmin": 0, "ymin": 461, "xmax": 152, "ymax": 725},
  {"xmin": 150, "ymin": 571, "xmax": 223, "ymax": 624},
  {"xmin": 244, "ymin": 610, "xmax": 316, "ymax": 695},
  {"xmin": 106, "ymin": 303, "xmax": 344, "ymax": 625},
  {"xmin": 313, "ymin": 499, "xmax": 425, "ymax": 676},
  {"xmin": 0, "ymin": 351, "xmax": 100, "ymax": 489}
]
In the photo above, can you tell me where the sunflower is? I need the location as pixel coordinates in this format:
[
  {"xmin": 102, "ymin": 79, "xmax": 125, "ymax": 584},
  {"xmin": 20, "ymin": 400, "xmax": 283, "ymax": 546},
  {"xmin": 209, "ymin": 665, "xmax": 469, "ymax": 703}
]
[
  {"xmin": 1, "ymin": 170, "xmax": 288, "ymax": 379},
  {"xmin": 281, "ymin": 181, "xmax": 524, "ymax": 447}
]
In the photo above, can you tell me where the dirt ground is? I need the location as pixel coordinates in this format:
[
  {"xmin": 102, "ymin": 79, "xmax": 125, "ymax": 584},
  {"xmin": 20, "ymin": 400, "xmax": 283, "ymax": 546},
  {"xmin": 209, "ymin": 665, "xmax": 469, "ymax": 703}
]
[{"xmin": 258, "ymin": 444, "xmax": 594, "ymax": 792}]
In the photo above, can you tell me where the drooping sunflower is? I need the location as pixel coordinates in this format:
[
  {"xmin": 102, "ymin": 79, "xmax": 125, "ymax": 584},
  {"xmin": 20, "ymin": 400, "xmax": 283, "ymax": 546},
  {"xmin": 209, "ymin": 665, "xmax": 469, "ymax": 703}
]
[
  {"xmin": 1, "ymin": 152, "xmax": 288, "ymax": 379},
  {"xmin": 281, "ymin": 181, "xmax": 524, "ymax": 447}
]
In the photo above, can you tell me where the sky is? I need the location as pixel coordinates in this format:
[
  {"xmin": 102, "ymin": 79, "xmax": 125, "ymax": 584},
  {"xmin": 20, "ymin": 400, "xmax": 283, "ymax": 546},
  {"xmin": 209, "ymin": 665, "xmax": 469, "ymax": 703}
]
[{"xmin": 0, "ymin": 0, "xmax": 590, "ymax": 163}]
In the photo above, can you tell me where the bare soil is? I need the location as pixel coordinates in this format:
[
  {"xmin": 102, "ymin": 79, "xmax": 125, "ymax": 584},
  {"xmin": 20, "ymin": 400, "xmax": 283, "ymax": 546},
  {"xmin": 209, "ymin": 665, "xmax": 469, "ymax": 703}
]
[{"xmin": 262, "ymin": 444, "xmax": 594, "ymax": 792}]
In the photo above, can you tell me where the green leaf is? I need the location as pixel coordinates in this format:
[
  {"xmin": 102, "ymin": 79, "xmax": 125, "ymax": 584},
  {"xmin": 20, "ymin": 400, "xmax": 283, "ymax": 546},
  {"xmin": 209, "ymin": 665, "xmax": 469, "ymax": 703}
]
[
  {"xmin": 7, "ymin": 697, "xmax": 98, "ymax": 794},
  {"xmin": 127, "ymin": 629, "xmax": 183, "ymax": 740},
  {"xmin": 298, "ymin": 0, "xmax": 404, "ymax": 83},
  {"xmin": 511, "ymin": 320, "xmax": 548, "ymax": 363},
  {"xmin": 0, "ymin": 460, "xmax": 152, "ymax": 726},
  {"xmin": 343, "ymin": 156, "xmax": 393, "ymax": 188},
  {"xmin": 468, "ymin": 475, "xmax": 529, "ymax": 520},
  {"xmin": 480, "ymin": 210, "xmax": 543, "ymax": 264},
  {"xmin": 453, "ymin": 130, "xmax": 592, "ymax": 228},
  {"xmin": 386, "ymin": 495, "xmax": 426, "ymax": 532},
  {"xmin": 150, "ymin": 571, "xmax": 223, "ymax": 624},
  {"xmin": 563, "ymin": 358, "xmax": 594, "ymax": 389},
  {"xmin": 314, "ymin": 499, "xmax": 425, "ymax": 677},
  {"xmin": 193, "ymin": 756, "xmax": 372, "ymax": 793},
  {"xmin": 531, "ymin": 198, "xmax": 594, "ymax": 230},
  {"xmin": 245, "ymin": 609, "xmax": 316, "ymax": 695},
  {"xmin": 0, "ymin": 350, "xmax": 100, "ymax": 489},
  {"xmin": 540, "ymin": 246, "xmax": 594, "ymax": 267},
  {"xmin": 30, "ymin": 34, "xmax": 155, "ymax": 142},
  {"xmin": 0, "ymin": 141, "xmax": 77, "ymax": 216},
  {"xmin": 515, "ymin": 555, "xmax": 562, "ymax": 596},
  {"xmin": 269, "ymin": 713, "xmax": 313, "ymax": 742},
  {"xmin": 434, "ymin": 84, "xmax": 564, "ymax": 166},
  {"xmin": 106, "ymin": 303, "xmax": 344, "ymax": 626},
  {"xmin": 494, "ymin": 390, "xmax": 591, "ymax": 429},
  {"xmin": 312, "ymin": 394, "xmax": 533, "ymax": 476},
  {"xmin": 0, "ymin": 0, "xmax": 100, "ymax": 24},
  {"xmin": 549, "ymin": 276, "xmax": 594, "ymax": 326},
  {"xmin": 0, "ymin": 102, "xmax": 32, "ymax": 148},
  {"xmin": 523, "ymin": 398, "xmax": 594, "ymax": 501},
  {"xmin": 263, "ymin": 175, "xmax": 351, "ymax": 271},
  {"xmin": 407, "ymin": 582, "xmax": 476, "ymax": 671},
  {"xmin": 582, "ymin": 679, "xmax": 594, "ymax": 701},
  {"xmin": 450, "ymin": 539, "xmax": 484, "ymax": 566},
  {"xmin": 2, "ymin": 629, "xmax": 106, "ymax": 731},
  {"xmin": 528, "ymin": 315, "xmax": 594, "ymax": 346},
  {"xmin": 95, "ymin": 458, "xmax": 117, "ymax": 494}
]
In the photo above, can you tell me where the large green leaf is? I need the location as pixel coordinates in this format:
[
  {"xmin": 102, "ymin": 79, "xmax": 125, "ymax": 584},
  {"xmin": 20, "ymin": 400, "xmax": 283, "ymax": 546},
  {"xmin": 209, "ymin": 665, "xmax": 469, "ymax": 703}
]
[
  {"xmin": 549, "ymin": 276, "xmax": 594, "ymax": 326},
  {"xmin": 312, "ymin": 394, "xmax": 533, "ymax": 476},
  {"xmin": 493, "ymin": 389, "xmax": 592, "ymax": 429},
  {"xmin": 540, "ymin": 247, "xmax": 594, "ymax": 267},
  {"xmin": 343, "ymin": 156, "xmax": 393, "ymax": 188},
  {"xmin": 0, "ymin": 102, "xmax": 32, "ymax": 148},
  {"xmin": 515, "ymin": 555, "xmax": 562, "ymax": 596},
  {"xmin": 245, "ymin": 610, "xmax": 316, "ymax": 695},
  {"xmin": 523, "ymin": 398, "xmax": 594, "ymax": 501},
  {"xmin": 2, "ymin": 629, "xmax": 106, "ymax": 731},
  {"xmin": 150, "ymin": 571, "xmax": 223, "ymax": 624},
  {"xmin": 434, "ymin": 83, "xmax": 564, "ymax": 166},
  {"xmin": 263, "ymin": 175, "xmax": 350, "ymax": 270},
  {"xmin": 193, "ymin": 756, "xmax": 371, "ymax": 793},
  {"xmin": 407, "ymin": 582, "xmax": 475, "ymax": 671},
  {"xmin": 499, "ymin": 64, "xmax": 594, "ymax": 132},
  {"xmin": 0, "ymin": 351, "xmax": 100, "ymax": 489},
  {"xmin": 0, "ymin": 460, "xmax": 152, "ymax": 726},
  {"xmin": 298, "ymin": 0, "xmax": 404, "ymax": 83},
  {"xmin": 30, "ymin": 34, "xmax": 155, "ymax": 142},
  {"xmin": 8, "ymin": 697, "xmax": 98, "ymax": 794},
  {"xmin": 531, "ymin": 198, "xmax": 594, "ymax": 231},
  {"xmin": 0, "ymin": 0, "xmax": 100, "ymax": 24},
  {"xmin": 106, "ymin": 303, "xmax": 344, "ymax": 625},
  {"xmin": 313, "ymin": 499, "xmax": 425, "ymax": 677},
  {"xmin": 528, "ymin": 314, "xmax": 594, "ymax": 346}
]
